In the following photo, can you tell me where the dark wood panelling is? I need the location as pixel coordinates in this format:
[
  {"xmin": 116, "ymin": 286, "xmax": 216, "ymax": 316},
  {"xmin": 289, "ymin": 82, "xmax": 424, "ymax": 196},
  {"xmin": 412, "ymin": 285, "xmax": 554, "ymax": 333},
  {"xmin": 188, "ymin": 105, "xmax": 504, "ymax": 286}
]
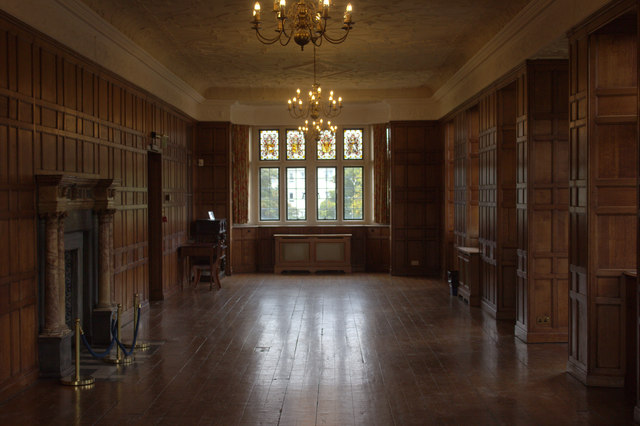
[
  {"xmin": 390, "ymin": 121, "xmax": 442, "ymax": 276},
  {"xmin": 366, "ymin": 226, "xmax": 390, "ymax": 273},
  {"xmin": 478, "ymin": 83, "xmax": 517, "ymax": 320},
  {"xmin": 453, "ymin": 109, "xmax": 479, "ymax": 255},
  {"xmin": 515, "ymin": 61, "xmax": 569, "ymax": 343},
  {"xmin": 568, "ymin": 8, "xmax": 637, "ymax": 386},
  {"xmin": 230, "ymin": 226, "xmax": 382, "ymax": 273},
  {"xmin": 0, "ymin": 13, "xmax": 193, "ymax": 400},
  {"xmin": 443, "ymin": 122, "xmax": 455, "ymax": 275},
  {"xmin": 193, "ymin": 122, "xmax": 232, "ymax": 273}
]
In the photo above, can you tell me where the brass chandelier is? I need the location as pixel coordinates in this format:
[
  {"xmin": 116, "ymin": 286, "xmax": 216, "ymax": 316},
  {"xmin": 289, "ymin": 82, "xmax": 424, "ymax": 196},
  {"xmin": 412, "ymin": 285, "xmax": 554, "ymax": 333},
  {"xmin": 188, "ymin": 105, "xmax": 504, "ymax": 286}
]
[
  {"xmin": 287, "ymin": 47, "xmax": 342, "ymax": 140},
  {"xmin": 251, "ymin": 0, "xmax": 354, "ymax": 50}
]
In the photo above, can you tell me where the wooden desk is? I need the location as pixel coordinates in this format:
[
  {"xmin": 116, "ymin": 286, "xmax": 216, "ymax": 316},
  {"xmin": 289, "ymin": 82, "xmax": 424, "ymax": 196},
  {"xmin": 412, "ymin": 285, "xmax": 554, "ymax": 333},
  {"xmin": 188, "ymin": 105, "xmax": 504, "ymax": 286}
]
[{"xmin": 178, "ymin": 242, "xmax": 225, "ymax": 290}]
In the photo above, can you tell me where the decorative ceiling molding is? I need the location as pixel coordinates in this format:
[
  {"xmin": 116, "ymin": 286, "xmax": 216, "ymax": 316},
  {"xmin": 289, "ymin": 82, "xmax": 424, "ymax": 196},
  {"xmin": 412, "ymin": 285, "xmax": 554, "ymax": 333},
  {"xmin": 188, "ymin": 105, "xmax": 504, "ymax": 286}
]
[
  {"xmin": 432, "ymin": 0, "xmax": 555, "ymax": 103},
  {"xmin": 55, "ymin": 0, "xmax": 205, "ymax": 103},
  {"xmin": 0, "ymin": 0, "xmax": 205, "ymax": 118},
  {"xmin": 433, "ymin": 0, "xmax": 611, "ymax": 116}
]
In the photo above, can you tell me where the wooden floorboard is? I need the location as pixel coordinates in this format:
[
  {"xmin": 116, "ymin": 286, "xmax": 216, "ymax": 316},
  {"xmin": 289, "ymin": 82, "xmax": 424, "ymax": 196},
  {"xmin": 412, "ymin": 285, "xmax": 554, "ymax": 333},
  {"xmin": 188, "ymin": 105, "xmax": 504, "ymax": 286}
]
[{"xmin": 0, "ymin": 273, "xmax": 634, "ymax": 425}]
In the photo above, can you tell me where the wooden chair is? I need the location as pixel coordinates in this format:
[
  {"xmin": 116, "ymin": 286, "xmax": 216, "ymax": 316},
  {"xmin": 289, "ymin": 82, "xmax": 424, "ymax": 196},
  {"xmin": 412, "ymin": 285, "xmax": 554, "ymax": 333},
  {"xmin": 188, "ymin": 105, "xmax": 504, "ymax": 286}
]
[{"xmin": 191, "ymin": 243, "xmax": 225, "ymax": 290}]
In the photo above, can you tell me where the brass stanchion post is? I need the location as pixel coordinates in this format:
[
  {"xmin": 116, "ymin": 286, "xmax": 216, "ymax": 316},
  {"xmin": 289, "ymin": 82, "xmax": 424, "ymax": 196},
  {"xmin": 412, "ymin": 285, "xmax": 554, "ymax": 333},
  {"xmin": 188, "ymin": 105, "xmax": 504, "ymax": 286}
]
[
  {"xmin": 104, "ymin": 304, "xmax": 134, "ymax": 365},
  {"xmin": 126, "ymin": 293, "xmax": 149, "ymax": 350},
  {"xmin": 61, "ymin": 319, "xmax": 95, "ymax": 386}
]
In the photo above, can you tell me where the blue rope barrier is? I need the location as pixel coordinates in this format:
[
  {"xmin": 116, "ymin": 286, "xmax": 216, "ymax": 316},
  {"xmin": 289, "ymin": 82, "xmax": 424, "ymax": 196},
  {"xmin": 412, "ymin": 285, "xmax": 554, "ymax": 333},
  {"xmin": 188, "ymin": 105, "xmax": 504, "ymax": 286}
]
[
  {"xmin": 80, "ymin": 319, "xmax": 118, "ymax": 359},
  {"xmin": 113, "ymin": 306, "xmax": 142, "ymax": 357}
]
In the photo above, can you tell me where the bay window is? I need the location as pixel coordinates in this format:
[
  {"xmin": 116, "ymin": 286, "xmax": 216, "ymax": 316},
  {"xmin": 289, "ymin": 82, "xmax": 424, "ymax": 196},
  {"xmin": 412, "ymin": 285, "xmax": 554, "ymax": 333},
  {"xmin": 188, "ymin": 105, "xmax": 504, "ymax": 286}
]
[{"xmin": 251, "ymin": 126, "xmax": 371, "ymax": 224}]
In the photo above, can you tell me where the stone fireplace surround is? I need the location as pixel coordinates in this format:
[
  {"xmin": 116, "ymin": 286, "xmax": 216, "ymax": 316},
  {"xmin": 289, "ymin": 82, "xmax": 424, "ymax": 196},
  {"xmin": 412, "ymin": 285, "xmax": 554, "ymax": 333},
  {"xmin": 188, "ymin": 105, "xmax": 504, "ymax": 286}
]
[{"xmin": 35, "ymin": 173, "xmax": 118, "ymax": 378}]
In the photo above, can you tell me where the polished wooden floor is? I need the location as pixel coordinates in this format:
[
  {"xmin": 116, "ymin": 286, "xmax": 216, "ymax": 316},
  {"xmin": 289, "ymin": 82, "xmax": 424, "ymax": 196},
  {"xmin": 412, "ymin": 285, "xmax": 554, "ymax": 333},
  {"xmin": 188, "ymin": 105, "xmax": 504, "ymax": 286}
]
[{"xmin": 0, "ymin": 274, "xmax": 635, "ymax": 425}]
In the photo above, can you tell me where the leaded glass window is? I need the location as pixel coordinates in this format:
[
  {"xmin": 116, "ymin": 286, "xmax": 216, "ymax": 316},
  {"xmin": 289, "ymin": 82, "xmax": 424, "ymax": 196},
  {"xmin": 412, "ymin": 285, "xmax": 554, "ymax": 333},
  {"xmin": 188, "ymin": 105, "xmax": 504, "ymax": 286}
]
[
  {"xmin": 260, "ymin": 130, "xmax": 279, "ymax": 161},
  {"xmin": 317, "ymin": 130, "xmax": 336, "ymax": 160},
  {"xmin": 286, "ymin": 168, "xmax": 306, "ymax": 220},
  {"xmin": 317, "ymin": 167, "xmax": 336, "ymax": 220},
  {"xmin": 343, "ymin": 166, "xmax": 363, "ymax": 220},
  {"xmin": 260, "ymin": 167, "xmax": 279, "ymax": 220},
  {"xmin": 286, "ymin": 130, "xmax": 305, "ymax": 160},
  {"xmin": 343, "ymin": 129, "xmax": 363, "ymax": 160}
]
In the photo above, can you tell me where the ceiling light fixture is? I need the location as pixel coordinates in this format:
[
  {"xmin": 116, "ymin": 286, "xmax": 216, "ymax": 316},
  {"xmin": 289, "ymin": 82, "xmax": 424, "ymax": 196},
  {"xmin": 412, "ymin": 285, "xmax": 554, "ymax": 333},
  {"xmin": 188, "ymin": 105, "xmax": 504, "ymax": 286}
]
[
  {"xmin": 287, "ymin": 47, "xmax": 342, "ymax": 140},
  {"xmin": 251, "ymin": 0, "xmax": 354, "ymax": 50}
]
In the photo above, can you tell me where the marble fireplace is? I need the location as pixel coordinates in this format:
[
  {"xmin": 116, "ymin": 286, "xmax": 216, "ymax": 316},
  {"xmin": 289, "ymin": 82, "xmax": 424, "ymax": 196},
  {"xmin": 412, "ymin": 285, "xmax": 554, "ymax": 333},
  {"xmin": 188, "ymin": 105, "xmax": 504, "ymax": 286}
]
[{"xmin": 35, "ymin": 174, "xmax": 118, "ymax": 378}]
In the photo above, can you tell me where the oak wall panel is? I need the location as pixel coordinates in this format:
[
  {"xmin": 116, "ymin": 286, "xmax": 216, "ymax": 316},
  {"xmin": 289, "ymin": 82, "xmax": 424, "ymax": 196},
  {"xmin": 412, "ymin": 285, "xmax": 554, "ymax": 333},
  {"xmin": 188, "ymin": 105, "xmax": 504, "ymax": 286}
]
[
  {"xmin": 453, "ymin": 108, "xmax": 479, "ymax": 256},
  {"xmin": 0, "ymin": 12, "xmax": 193, "ymax": 400},
  {"xmin": 568, "ymin": 5, "xmax": 637, "ymax": 387},
  {"xmin": 390, "ymin": 121, "xmax": 442, "ymax": 276},
  {"xmin": 515, "ymin": 60, "xmax": 569, "ymax": 344},
  {"xmin": 478, "ymin": 83, "xmax": 518, "ymax": 320}
]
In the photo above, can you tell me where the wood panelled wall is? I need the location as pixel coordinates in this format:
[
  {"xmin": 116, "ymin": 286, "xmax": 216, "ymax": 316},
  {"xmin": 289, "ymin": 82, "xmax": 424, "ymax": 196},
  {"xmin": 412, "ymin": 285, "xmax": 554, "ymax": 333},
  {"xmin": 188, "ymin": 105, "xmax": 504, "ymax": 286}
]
[
  {"xmin": 443, "ymin": 122, "xmax": 456, "ymax": 275},
  {"xmin": 193, "ymin": 122, "xmax": 231, "ymax": 274},
  {"xmin": 0, "ymin": 13, "xmax": 193, "ymax": 399},
  {"xmin": 478, "ymin": 84, "xmax": 517, "ymax": 320},
  {"xmin": 390, "ymin": 121, "xmax": 442, "ymax": 276},
  {"xmin": 453, "ymin": 108, "xmax": 479, "ymax": 254},
  {"xmin": 515, "ymin": 61, "xmax": 570, "ymax": 343},
  {"xmin": 568, "ymin": 5, "xmax": 637, "ymax": 387},
  {"xmin": 231, "ymin": 225, "xmax": 389, "ymax": 273}
]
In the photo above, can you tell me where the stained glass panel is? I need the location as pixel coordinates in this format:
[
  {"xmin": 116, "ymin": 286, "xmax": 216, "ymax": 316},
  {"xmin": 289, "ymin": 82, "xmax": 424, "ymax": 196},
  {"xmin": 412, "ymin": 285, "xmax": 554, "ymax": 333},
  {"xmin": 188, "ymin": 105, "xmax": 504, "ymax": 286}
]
[
  {"xmin": 343, "ymin": 129, "xmax": 363, "ymax": 160},
  {"xmin": 286, "ymin": 130, "xmax": 305, "ymax": 160},
  {"xmin": 260, "ymin": 130, "xmax": 279, "ymax": 160},
  {"xmin": 316, "ymin": 130, "xmax": 336, "ymax": 160}
]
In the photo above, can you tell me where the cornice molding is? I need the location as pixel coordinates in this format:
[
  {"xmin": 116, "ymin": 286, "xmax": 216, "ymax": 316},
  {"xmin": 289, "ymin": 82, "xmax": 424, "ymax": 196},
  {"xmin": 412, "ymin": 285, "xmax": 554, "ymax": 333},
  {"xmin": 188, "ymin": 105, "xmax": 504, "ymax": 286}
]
[
  {"xmin": 55, "ymin": 0, "xmax": 205, "ymax": 104},
  {"xmin": 432, "ymin": 0, "xmax": 555, "ymax": 103},
  {"xmin": 432, "ymin": 0, "xmax": 611, "ymax": 117}
]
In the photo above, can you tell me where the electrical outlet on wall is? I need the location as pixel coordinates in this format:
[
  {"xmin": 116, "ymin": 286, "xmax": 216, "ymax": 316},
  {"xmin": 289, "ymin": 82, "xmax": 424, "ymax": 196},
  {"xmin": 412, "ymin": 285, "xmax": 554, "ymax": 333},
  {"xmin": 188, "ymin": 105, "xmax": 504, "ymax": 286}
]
[{"xmin": 410, "ymin": 260, "xmax": 419, "ymax": 266}]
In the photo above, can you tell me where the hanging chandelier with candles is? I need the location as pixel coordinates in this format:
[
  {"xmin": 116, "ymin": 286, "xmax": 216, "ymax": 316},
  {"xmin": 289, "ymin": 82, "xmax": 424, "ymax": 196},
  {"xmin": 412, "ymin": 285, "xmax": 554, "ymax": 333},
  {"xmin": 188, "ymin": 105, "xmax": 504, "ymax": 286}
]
[
  {"xmin": 287, "ymin": 47, "xmax": 342, "ymax": 140},
  {"xmin": 251, "ymin": 0, "xmax": 354, "ymax": 50}
]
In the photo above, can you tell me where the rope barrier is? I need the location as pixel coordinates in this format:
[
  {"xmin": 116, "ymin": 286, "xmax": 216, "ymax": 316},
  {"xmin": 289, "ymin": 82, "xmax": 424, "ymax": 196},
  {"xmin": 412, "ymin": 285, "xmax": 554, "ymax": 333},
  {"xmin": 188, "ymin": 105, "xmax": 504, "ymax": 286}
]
[
  {"xmin": 79, "ymin": 304, "xmax": 143, "ymax": 360},
  {"xmin": 80, "ymin": 319, "xmax": 118, "ymax": 359},
  {"xmin": 113, "ymin": 306, "xmax": 142, "ymax": 357}
]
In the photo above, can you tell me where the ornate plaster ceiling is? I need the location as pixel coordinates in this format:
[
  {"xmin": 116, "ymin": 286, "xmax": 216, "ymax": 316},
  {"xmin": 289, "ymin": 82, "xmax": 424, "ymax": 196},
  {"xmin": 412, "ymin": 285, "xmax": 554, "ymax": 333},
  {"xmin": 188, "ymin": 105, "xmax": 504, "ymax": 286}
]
[{"xmin": 80, "ymin": 0, "xmax": 534, "ymax": 103}]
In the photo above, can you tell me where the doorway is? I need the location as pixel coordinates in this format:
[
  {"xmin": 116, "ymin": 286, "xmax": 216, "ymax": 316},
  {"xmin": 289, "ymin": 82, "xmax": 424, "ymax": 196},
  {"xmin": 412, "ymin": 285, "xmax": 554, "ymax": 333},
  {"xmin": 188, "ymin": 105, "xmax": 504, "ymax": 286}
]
[{"xmin": 148, "ymin": 151, "xmax": 163, "ymax": 300}]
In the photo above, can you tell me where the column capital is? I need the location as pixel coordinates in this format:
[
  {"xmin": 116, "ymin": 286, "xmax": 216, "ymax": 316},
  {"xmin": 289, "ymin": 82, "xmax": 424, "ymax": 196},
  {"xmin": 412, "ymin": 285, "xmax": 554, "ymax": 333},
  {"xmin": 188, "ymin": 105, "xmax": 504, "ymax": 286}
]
[
  {"xmin": 39, "ymin": 211, "xmax": 65, "ymax": 221},
  {"xmin": 97, "ymin": 208, "xmax": 116, "ymax": 218}
]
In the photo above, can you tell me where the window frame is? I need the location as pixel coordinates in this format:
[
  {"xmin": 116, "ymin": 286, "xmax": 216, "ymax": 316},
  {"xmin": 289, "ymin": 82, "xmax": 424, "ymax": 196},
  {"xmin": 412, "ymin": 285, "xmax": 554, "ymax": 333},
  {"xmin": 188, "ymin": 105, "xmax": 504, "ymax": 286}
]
[
  {"xmin": 259, "ymin": 166, "xmax": 280, "ymax": 221},
  {"xmin": 343, "ymin": 165, "xmax": 364, "ymax": 221},
  {"xmin": 249, "ymin": 125, "xmax": 373, "ymax": 225},
  {"xmin": 286, "ymin": 166, "xmax": 307, "ymax": 221}
]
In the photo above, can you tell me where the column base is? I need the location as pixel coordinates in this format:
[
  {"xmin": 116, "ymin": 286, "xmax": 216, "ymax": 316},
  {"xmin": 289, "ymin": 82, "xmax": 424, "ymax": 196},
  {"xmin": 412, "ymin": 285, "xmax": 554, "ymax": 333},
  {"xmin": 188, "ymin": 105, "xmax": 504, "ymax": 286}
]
[
  {"xmin": 38, "ymin": 330, "xmax": 73, "ymax": 378},
  {"xmin": 92, "ymin": 306, "xmax": 116, "ymax": 345}
]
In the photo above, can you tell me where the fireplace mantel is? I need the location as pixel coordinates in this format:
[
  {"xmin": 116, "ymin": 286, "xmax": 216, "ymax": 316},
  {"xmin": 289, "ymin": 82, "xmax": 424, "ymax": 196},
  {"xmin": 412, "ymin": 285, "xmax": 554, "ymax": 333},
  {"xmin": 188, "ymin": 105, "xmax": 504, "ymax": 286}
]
[
  {"xmin": 35, "ymin": 173, "xmax": 119, "ymax": 214},
  {"xmin": 35, "ymin": 172, "xmax": 120, "ymax": 377}
]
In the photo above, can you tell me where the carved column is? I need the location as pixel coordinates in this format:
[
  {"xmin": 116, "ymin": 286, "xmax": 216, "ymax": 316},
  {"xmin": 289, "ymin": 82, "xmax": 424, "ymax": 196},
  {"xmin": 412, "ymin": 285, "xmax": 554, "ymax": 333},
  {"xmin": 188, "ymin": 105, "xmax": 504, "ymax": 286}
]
[
  {"xmin": 97, "ymin": 209, "xmax": 115, "ymax": 309},
  {"xmin": 57, "ymin": 212, "xmax": 69, "ymax": 333},
  {"xmin": 42, "ymin": 213, "xmax": 64, "ymax": 335},
  {"xmin": 39, "ymin": 211, "xmax": 73, "ymax": 378}
]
